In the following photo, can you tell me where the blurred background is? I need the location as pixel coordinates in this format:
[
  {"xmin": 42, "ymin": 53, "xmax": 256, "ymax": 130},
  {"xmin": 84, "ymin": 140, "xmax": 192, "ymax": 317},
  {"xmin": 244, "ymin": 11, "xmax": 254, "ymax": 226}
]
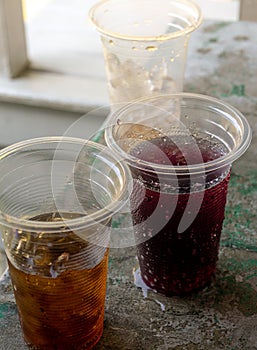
[{"xmin": 22, "ymin": 0, "xmax": 240, "ymax": 21}]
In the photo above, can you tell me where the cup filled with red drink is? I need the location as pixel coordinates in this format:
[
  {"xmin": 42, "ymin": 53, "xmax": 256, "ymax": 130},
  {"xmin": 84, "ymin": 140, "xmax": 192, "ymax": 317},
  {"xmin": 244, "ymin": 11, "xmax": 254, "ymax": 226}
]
[
  {"xmin": 0, "ymin": 137, "xmax": 129, "ymax": 349},
  {"xmin": 105, "ymin": 93, "xmax": 251, "ymax": 296}
]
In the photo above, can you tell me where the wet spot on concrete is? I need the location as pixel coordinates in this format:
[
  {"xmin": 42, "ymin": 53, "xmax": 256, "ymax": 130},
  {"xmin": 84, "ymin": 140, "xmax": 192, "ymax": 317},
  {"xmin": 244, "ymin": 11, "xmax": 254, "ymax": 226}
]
[
  {"xmin": 197, "ymin": 48, "xmax": 212, "ymax": 54},
  {"xmin": 203, "ymin": 22, "xmax": 230, "ymax": 33},
  {"xmin": 209, "ymin": 37, "xmax": 218, "ymax": 43},
  {"xmin": 234, "ymin": 35, "xmax": 249, "ymax": 41}
]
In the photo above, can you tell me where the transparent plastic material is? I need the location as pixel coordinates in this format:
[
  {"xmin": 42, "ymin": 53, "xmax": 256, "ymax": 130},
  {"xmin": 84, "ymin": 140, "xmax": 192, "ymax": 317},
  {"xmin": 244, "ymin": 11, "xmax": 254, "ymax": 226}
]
[
  {"xmin": 89, "ymin": 0, "xmax": 202, "ymax": 107},
  {"xmin": 0, "ymin": 137, "xmax": 129, "ymax": 349},
  {"xmin": 0, "ymin": 237, "xmax": 7, "ymax": 279},
  {"xmin": 105, "ymin": 93, "xmax": 252, "ymax": 295}
]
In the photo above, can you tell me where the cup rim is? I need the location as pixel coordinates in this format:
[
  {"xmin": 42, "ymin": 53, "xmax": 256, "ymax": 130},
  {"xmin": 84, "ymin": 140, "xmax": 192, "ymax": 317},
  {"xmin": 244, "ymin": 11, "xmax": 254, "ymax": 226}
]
[
  {"xmin": 105, "ymin": 93, "xmax": 252, "ymax": 176},
  {"xmin": 88, "ymin": 0, "xmax": 203, "ymax": 41},
  {"xmin": 0, "ymin": 136, "xmax": 130, "ymax": 232}
]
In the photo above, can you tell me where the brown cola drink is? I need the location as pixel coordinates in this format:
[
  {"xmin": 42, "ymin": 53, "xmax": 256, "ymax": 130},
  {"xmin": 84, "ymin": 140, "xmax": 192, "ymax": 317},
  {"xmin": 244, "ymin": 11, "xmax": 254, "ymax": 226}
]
[{"xmin": 7, "ymin": 212, "xmax": 109, "ymax": 350}]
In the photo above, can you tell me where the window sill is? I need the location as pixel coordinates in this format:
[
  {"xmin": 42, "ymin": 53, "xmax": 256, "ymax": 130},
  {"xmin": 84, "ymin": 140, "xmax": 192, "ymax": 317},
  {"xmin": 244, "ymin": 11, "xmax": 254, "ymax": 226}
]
[{"xmin": 0, "ymin": 67, "xmax": 109, "ymax": 113}]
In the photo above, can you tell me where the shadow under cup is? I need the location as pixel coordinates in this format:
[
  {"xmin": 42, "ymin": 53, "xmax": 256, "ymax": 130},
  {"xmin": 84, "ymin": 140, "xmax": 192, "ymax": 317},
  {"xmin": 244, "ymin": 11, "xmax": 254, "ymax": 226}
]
[
  {"xmin": 0, "ymin": 137, "xmax": 129, "ymax": 349},
  {"xmin": 105, "ymin": 93, "xmax": 252, "ymax": 296}
]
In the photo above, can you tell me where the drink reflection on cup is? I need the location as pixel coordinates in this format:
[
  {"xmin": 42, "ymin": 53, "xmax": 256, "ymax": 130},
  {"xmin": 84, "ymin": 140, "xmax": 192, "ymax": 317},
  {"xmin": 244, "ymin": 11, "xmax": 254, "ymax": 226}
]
[
  {"xmin": 0, "ymin": 137, "xmax": 129, "ymax": 349},
  {"xmin": 105, "ymin": 93, "xmax": 251, "ymax": 296}
]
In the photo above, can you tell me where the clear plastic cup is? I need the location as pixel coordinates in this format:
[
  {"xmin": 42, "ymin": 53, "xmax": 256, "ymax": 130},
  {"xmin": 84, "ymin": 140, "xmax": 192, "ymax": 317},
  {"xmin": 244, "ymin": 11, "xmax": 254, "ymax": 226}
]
[
  {"xmin": 105, "ymin": 93, "xmax": 252, "ymax": 295},
  {"xmin": 89, "ymin": 0, "xmax": 203, "ymax": 108},
  {"xmin": 0, "ymin": 137, "xmax": 129, "ymax": 349}
]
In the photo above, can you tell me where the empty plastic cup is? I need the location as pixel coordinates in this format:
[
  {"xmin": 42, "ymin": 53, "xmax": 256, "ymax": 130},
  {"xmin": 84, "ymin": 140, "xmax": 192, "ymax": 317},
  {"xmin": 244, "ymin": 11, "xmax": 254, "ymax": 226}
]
[{"xmin": 89, "ymin": 0, "xmax": 202, "ymax": 108}]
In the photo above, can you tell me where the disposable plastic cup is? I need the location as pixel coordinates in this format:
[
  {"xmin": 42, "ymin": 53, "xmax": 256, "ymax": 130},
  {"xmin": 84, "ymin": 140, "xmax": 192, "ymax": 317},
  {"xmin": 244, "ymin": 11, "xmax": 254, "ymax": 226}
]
[
  {"xmin": 89, "ymin": 0, "xmax": 202, "ymax": 108},
  {"xmin": 0, "ymin": 137, "xmax": 129, "ymax": 349},
  {"xmin": 105, "ymin": 93, "xmax": 251, "ymax": 295}
]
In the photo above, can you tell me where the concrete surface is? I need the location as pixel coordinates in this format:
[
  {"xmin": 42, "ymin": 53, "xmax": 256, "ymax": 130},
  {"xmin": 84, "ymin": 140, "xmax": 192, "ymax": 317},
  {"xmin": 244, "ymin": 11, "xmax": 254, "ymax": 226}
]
[{"xmin": 1, "ymin": 20, "xmax": 257, "ymax": 349}]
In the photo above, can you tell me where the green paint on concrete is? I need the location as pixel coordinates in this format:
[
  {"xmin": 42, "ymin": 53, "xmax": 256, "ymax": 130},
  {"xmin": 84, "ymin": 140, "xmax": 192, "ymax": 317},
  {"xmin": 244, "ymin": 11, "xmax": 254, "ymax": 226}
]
[
  {"xmin": 201, "ymin": 270, "xmax": 257, "ymax": 317},
  {"xmin": 221, "ymin": 84, "xmax": 246, "ymax": 97},
  {"xmin": 112, "ymin": 216, "xmax": 124, "ymax": 229},
  {"xmin": 204, "ymin": 22, "xmax": 230, "ymax": 33},
  {"xmin": 215, "ymin": 170, "xmax": 257, "ymax": 316},
  {"xmin": 224, "ymin": 257, "xmax": 257, "ymax": 278},
  {"xmin": 0, "ymin": 303, "xmax": 11, "ymax": 318},
  {"xmin": 221, "ymin": 172, "xmax": 257, "ymax": 251},
  {"xmin": 229, "ymin": 171, "xmax": 257, "ymax": 196},
  {"xmin": 231, "ymin": 84, "xmax": 245, "ymax": 96}
]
